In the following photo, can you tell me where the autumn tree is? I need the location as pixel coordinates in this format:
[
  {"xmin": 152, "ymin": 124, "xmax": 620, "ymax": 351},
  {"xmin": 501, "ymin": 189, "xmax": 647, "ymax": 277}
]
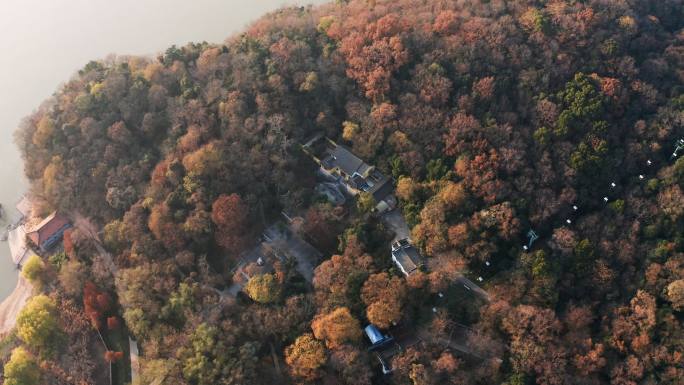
[
  {"xmin": 58, "ymin": 259, "xmax": 86, "ymax": 297},
  {"xmin": 32, "ymin": 115, "xmax": 55, "ymax": 147},
  {"xmin": 396, "ymin": 176, "xmax": 418, "ymax": 202},
  {"xmin": 148, "ymin": 202, "xmax": 186, "ymax": 251},
  {"xmin": 311, "ymin": 307, "xmax": 362, "ymax": 349},
  {"xmin": 21, "ymin": 254, "xmax": 48, "ymax": 290},
  {"xmin": 332, "ymin": 13, "xmax": 409, "ymax": 102},
  {"xmin": 12, "ymin": 0, "xmax": 684, "ymax": 383},
  {"xmin": 244, "ymin": 273, "xmax": 281, "ymax": 304},
  {"xmin": 83, "ymin": 281, "xmax": 112, "ymax": 329},
  {"xmin": 63, "ymin": 228, "xmax": 75, "ymax": 258},
  {"xmin": 179, "ymin": 323, "xmax": 258, "ymax": 385},
  {"xmin": 433, "ymin": 10, "xmax": 458, "ymax": 34},
  {"xmin": 104, "ymin": 350, "xmax": 125, "ymax": 363},
  {"xmin": 356, "ymin": 192, "xmax": 376, "ymax": 215},
  {"xmin": 107, "ymin": 316, "xmax": 121, "ymax": 330},
  {"xmin": 610, "ymin": 289, "xmax": 657, "ymax": 378},
  {"xmin": 284, "ymin": 333, "xmax": 327, "ymax": 381},
  {"xmin": 437, "ymin": 182, "xmax": 467, "ymax": 212},
  {"xmin": 501, "ymin": 305, "xmax": 568, "ymax": 384},
  {"xmin": 412, "ymin": 198, "xmax": 448, "ymax": 255},
  {"xmin": 211, "ymin": 193, "xmax": 251, "ymax": 256},
  {"xmin": 329, "ymin": 344, "xmax": 373, "ymax": 385},
  {"xmin": 366, "ymin": 301, "xmax": 401, "ymax": 330},
  {"xmin": 3, "ymin": 347, "xmax": 41, "ymax": 385},
  {"xmin": 361, "ymin": 272, "xmax": 407, "ymax": 328},
  {"xmin": 303, "ymin": 203, "xmax": 340, "ymax": 252},
  {"xmin": 443, "ymin": 113, "xmax": 481, "ymax": 157},
  {"xmin": 16, "ymin": 295, "xmax": 63, "ymax": 353},
  {"xmin": 666, "ymin": 280, "xmax": 684, "ymax": 311},
  {"xmin": 313, "ymin": 252, "xmax": 374, "ymax": 311}
]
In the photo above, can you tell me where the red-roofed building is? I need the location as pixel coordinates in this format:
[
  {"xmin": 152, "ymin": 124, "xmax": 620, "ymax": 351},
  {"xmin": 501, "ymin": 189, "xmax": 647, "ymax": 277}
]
[{"xmin": 26, "ymin": 212, "xmax": 71, "ymax": 252}]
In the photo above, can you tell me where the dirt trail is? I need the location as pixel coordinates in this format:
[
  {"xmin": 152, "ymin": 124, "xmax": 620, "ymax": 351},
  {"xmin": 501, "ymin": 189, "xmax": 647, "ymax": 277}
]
[{"xmin": 72, "ymin": 212, "xmax": 117, "ymax": 274}]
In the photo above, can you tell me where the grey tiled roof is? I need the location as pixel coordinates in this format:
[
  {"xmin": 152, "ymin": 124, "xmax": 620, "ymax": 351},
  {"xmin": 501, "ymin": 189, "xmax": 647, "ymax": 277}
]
[
  {"xmin": 392, "ymin": 245, "xmax": 422, "ymax": 275},
  {"xmin": 370, "ymin": 175, "xmax": 393, "ymax": 201},
  {"xmin": 330, "ymin": 145, "xmax": 367, "ymax": 176}
]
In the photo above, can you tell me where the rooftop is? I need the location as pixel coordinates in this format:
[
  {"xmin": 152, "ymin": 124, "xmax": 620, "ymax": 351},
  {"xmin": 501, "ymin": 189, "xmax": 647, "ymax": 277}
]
[
  {"xmin": 391, "ymin": 241, "xmax": 423, "ymax": 276},
  {"xmin": 365, "ymin": 324, "xmax": 395, "ymax": 352},
  {"xmin": 305, "ymin": 137, "xmax": 394, "ymax": 204},
  {"xmin": 369, "ymin": 175, "xmax": 394, "ymax": 202},
  {"xmin": 27, "ymin": 212, "xmax": 70, "ymax": 247},
  {"xmin": 322, "ymin": 144, "xmax": 370, "ymax": 177},
  {"xmin": 351, "ymin": 174, "xmax": 370, "ymax": 191}
]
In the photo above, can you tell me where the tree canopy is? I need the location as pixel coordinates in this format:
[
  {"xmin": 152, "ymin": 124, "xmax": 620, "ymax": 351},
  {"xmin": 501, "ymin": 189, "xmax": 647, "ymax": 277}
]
[
  {"xmin": 10, "ymin": 0, "xmax": 684, "ymax": 383},
  {"xmin": 3, "ymin": 347, "xmax": 41, "ymax": 385},
  {"xmin": 15, "ymin": 295, "xmax": 63, "ymax": 353}
]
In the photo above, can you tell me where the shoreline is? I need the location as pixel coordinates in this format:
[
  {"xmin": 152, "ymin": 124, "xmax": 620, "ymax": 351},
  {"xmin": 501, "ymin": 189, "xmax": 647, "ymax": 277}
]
[
  {"xmin": 0, "ymin": 275, "xmax": 31, "ymax": 337},
  {"xmin": 0, "ymin": 198, "xmax": 33, "ymax": 338}
]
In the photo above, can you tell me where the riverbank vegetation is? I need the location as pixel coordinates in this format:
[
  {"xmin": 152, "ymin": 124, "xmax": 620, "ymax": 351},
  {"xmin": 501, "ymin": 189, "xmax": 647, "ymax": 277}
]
[{"xmin": 6, "ymin": 0, "xmax": 684, "ymax": 383}]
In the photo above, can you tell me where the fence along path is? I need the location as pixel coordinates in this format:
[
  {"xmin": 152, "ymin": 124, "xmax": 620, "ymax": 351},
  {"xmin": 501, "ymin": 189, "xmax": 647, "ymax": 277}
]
[{"xmin": 518, "ymin": 138, "xmax": 683, "ymax": 255}]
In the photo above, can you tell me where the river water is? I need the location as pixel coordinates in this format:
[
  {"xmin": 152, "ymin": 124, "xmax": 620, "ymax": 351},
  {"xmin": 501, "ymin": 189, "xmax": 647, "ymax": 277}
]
[{"xmin": 0, "ymin": 0, "xmax": 327, "ymax": 300}]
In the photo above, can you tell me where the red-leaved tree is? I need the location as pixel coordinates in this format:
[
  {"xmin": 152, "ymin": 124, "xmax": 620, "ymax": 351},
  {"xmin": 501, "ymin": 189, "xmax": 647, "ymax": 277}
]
[
  {"xmin": 211, "ymin": 194, "xmax": 250, "ymax": 256},
  {"xmin": 83, "ymin": 281, "xmax": 111, "ymax": 330}
]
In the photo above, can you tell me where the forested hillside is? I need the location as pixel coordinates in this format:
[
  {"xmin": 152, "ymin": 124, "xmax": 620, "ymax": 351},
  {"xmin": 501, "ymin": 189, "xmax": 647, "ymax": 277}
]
[{"xmin": 8, "ymin": 0, "xmax": 684, "ymax": 384}]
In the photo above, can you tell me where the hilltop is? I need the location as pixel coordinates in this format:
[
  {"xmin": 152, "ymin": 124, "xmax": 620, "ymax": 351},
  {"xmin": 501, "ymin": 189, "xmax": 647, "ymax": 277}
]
[{"xmin": 7, "ymin": 0, "xmax": 684, "ymax": 384}]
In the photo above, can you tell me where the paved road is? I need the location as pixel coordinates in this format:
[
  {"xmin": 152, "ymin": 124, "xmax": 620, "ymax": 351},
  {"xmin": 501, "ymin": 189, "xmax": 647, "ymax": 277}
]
[
  {"xmin": 225, "ymin": 222, "xmax": 321, "ymax": 297},
  {"xmin": 263, "ymin": 224, "xmax": 320, "ymax": 283},
  {"xmin": 129, "ymin": 338, "xmax": 140, "ymax": 382},
  {"xmin": 225, "ymin": 244, "xmax": 261, "ymax": 297},
  {"xmin": 225, "ymin": 272, "xmax": 248, "ymax": 297},
  {"xmin": 270, "ymin": 236, "xmax": 317, "ymax": 283},
  {"xmin": 454, "ymin": 274, "xmax": 490, "ymax": 302},
  {"xmin": 73, "ymin": 212, "xmax": 119, "ymax": 274},
  {"xmin": 415, "ymin": 319, "xmax": 488, "ymax": 359},
  {"xmin": 380, "ymin": 208, "xmax": 491, "ymax": 301},
  {"xmin": 381, "ymin": 208, "xmax": 411, "ymax": 243}
]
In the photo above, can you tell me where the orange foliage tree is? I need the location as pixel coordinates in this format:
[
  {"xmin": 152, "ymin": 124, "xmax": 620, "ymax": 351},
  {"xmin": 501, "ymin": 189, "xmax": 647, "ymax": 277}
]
[
  {"xmin": 83, "ymin": 281, "xmax": 111, "ymax": 330},
  {"xmin": 311, "ymin": 307, "xmax": 362, "ymax": 349},
  {"xmin": 211, "ymin": 193, "xmax": 250, "ymax": 256}
]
